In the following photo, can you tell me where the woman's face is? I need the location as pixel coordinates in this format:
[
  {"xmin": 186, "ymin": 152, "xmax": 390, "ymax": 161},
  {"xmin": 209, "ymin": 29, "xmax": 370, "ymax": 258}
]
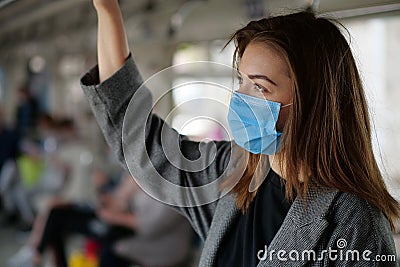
[{"xmin": 237, "ymin": 41, "xmax": 293, "ymax": 131}]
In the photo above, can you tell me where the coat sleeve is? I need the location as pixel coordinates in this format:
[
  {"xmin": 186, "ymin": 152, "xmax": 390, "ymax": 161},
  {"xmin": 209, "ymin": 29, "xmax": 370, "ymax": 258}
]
[{"xmin": 80, "ymin": 53, "xmax": 243, "ymax": 240}]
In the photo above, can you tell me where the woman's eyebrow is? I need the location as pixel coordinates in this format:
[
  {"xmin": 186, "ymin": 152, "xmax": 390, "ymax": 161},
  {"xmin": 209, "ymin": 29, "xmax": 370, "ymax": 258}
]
[{"xmin": 247, "ymin": 74, "xmax": 277, "ymax": 86}]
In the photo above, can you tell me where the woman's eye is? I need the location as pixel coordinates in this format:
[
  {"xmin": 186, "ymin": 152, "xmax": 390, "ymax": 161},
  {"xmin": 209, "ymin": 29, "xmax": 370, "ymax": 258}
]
[{"xmin": 254, "ymin": 83, "xmax": 269, "ymax": 93}]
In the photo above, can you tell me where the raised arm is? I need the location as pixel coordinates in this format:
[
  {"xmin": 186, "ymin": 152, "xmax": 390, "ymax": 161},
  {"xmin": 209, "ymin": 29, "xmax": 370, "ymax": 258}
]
[
  {"xmin": 93, "ymin": 0, "xmax": 130, "ymax": 82},
  {"xmin": 82, "ymin": 0, "xmax": 244, "ymax": 241}
]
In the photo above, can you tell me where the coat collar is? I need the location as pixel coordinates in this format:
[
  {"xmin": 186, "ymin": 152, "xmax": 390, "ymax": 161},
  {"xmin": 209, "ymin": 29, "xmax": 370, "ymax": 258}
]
[
  {"xmin": 198, "ymin": 183, "xmax": 339, "ymax": 267},
  {"xmin": 258, "ymin": 185, "xmax": 339, "ymax": 266}
]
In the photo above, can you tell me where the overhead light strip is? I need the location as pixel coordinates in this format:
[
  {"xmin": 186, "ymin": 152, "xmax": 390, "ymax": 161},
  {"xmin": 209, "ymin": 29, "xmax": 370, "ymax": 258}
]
[{"xmin": 325, "ymin": 3, "xmax": 400, "ymax": 18}]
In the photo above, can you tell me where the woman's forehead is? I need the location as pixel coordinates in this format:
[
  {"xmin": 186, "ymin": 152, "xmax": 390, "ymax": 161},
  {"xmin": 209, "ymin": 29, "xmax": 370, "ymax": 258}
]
[{"xmin": 238, "ymin": 42, "xmax": 290, "ymax": 78}]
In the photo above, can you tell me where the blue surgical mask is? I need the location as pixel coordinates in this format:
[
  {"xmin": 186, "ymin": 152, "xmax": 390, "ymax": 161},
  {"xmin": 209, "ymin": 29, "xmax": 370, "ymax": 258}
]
[{"xmin": 227, "ymin": 91, "xmax": 291, "ymax": 155}]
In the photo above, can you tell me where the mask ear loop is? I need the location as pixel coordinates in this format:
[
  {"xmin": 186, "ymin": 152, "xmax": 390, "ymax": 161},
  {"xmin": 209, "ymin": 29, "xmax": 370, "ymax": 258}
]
[
  {"xmin": 281, "ymin": 103, "xmax": 292, "ymax": 108},
  {"xmin": 252, "ymin": 80, "xmax": 293, "ymax": 109}
]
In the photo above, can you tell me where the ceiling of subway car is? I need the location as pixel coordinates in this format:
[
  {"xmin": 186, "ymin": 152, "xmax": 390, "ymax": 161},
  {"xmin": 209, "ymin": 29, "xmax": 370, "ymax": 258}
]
[{"xmin": 0, "ymin": 0, "xmax": 399, "ymax": 50}]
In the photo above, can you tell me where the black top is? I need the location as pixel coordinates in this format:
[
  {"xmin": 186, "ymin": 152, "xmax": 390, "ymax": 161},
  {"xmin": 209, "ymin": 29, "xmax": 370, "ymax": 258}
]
[{"xmin": 215, "ymin": 169, "xmax": 294, "ymax": 267}]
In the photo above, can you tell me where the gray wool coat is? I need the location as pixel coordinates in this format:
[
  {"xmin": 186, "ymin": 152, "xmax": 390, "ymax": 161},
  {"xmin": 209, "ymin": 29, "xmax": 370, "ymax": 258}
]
[{"xmin": 81, "ymin": 53, "xmax": 399, "ymax": 266}]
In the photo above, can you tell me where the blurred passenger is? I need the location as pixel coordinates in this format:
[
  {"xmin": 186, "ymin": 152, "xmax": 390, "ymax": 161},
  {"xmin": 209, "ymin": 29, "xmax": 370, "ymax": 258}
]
[
  {"xmin": 9, "ymin": 171, "xmax": 194, "ymax": 267},
  {"xmin": 0, "ymin": 105, "xmax": 20, "ymax": 222},
  {"xmin": 0, "ymin": 105, "xmax": 19, "ymax": 172},
  {"xmin": 112, "ymin": 179, "xmax": 195, "ymax": 267},
  {"xmin": 32, "ymin": 118, "xmax": 94, "ymax": 210},
  {"xmin": 8, "ymin": 167, "xmax": 107, "ymax": 267},
  {"xmin": 0, "ymin": 140, "xmax": 43, "ymax": 227},
  {"xmin": 1, "ymin": 117, "xmax": 93, "ymax": 228},
  {"xmin": 34, "ymin": 169, "xmax": 133, "ymax": 267},
  {"xmin": 15, "ymin": 84, "xmax": 38, "ymax": 137}
]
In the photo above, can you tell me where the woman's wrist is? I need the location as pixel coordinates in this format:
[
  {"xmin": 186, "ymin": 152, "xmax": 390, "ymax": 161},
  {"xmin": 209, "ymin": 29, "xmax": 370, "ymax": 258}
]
[{"xmin": 93, "ymin": 0, "xmax": 120, "ymax": 14}]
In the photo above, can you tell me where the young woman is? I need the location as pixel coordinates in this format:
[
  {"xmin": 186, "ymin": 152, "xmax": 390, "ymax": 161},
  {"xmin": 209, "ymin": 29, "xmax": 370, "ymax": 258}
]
[{"xmin": 81, "ymin": 0, "xmax": 400, "ymax": 266}]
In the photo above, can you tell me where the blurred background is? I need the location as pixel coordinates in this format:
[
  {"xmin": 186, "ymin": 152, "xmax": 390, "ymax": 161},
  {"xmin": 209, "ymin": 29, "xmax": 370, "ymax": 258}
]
[{"xmin": 0, "ymin": 0, "xmax": 400, "ymax": 266}]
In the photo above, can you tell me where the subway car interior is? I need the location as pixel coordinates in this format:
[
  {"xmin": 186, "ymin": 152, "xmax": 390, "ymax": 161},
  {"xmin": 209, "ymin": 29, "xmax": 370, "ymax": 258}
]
[{"xmin": 1, "ymin": 0, "xmax": 400, "ymax": 266}]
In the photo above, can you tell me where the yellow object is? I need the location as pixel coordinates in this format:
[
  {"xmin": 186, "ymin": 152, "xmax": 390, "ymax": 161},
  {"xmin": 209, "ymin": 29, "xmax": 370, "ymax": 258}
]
[
  {"xmin": 17, "ymin": 155, "xmax": 44, "ymax": 189},
  {"xmin": 69, "ymin": 251, "xmax": 99, "ymax": 267}
]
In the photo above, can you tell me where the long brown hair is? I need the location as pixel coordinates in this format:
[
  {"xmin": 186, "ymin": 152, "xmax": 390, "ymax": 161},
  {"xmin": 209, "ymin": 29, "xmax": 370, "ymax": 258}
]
[{"xmin": 226, "ymin": 11, "xmax": 400, "ymax": 231}]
